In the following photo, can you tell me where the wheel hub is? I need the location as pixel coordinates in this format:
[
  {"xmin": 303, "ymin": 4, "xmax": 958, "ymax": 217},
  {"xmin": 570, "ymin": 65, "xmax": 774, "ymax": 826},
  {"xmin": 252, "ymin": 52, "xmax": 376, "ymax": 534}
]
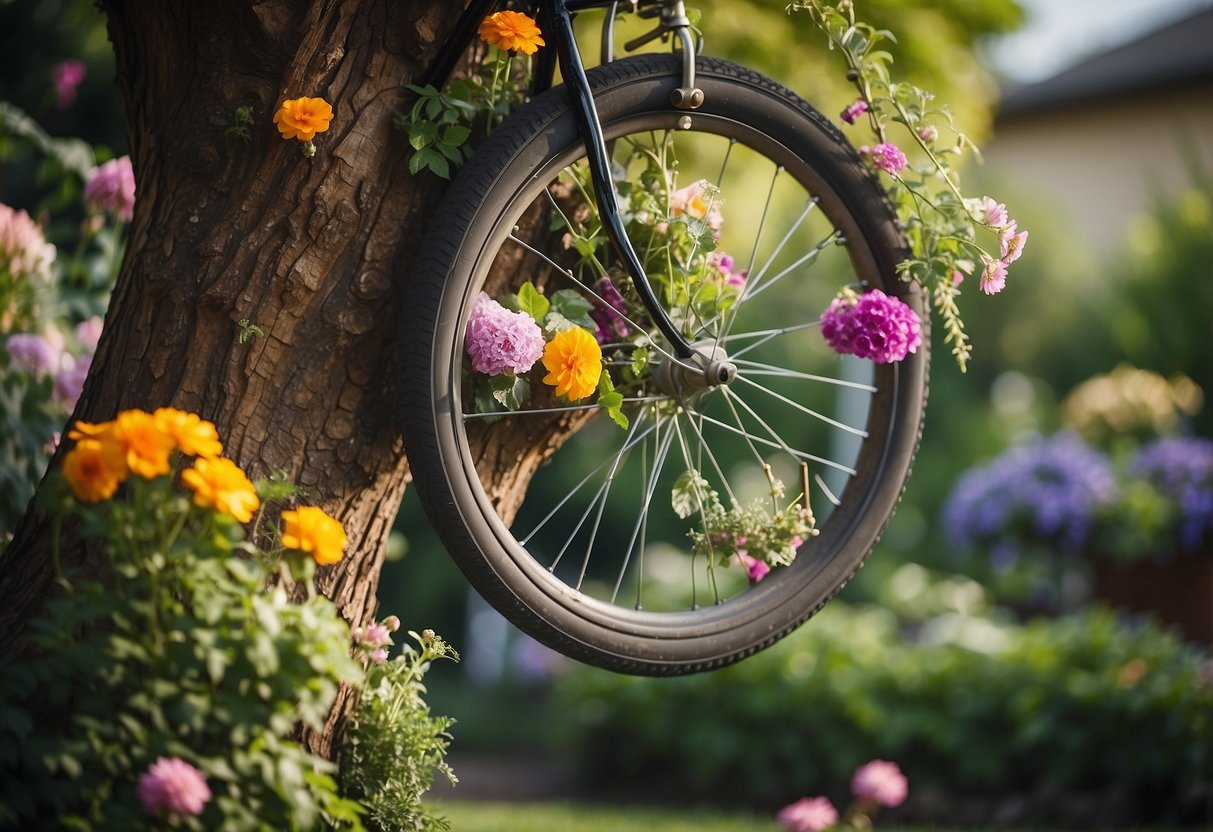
[{"xmin": 653, "ymin": 340, "xmax": 737, "ymax": 399}]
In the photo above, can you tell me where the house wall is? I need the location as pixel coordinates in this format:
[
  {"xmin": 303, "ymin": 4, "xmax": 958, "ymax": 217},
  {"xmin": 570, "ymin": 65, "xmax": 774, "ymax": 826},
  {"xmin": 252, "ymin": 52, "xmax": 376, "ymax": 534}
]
[{"xmin": 982, "ymin": 84, "xmax": 1213, "ymax": 251}]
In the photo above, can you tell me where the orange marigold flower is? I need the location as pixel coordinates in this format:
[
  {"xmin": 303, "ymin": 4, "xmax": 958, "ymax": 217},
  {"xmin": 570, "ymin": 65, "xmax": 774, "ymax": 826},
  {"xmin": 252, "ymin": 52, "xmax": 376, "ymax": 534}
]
[
  {"xmin": 478, "ymin": 11, "xmax": 545, "ymax": 55},
  {"xmin": 111, "ymin": 409, "xmax": 175, "ymax": 480},
  {"xmin": 281, "ymin": 506, "xmax": 347, "ymax": 565},
  {"xmin": 67, "ymin": 419, "xmax": 114, "ymax": 442},
  {"xmin": 181, "ymin": 457, "xmax": 261, "ymax": 523},
  {"xmin": 154, "ymin": 407, "xmax": 223, "ymax": 459},
  {"xmin": 541, "ymin": 327, "xmax": 602, "ymax": 401},
  {"xmin": 62, "ymin": 438, "xmax": 126, "ymax": 503},
  {"xmin": 273, "ymin": 97, "xmax": 333, "ymax": 143}
]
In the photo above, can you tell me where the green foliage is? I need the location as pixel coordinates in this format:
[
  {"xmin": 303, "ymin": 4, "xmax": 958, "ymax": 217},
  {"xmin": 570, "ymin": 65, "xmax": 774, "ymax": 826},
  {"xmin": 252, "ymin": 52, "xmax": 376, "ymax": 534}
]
[
  {"xmin": 0, "ymin": 469, "xmax": 367, "ymax": 830},
  {"xmin": 559, "ymin": 599, "xmax": 1212, "ymax": 823},
  {"xmin": 342, "ymin": 630, "xmax": 460, "ymax": 832}
]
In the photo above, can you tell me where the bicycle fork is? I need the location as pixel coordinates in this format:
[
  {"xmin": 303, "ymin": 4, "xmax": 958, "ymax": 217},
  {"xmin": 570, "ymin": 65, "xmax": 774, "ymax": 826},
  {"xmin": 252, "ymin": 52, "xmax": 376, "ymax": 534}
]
[{"xmin": 550, "ymin": 0, "xmax": 732, "ymax": 384}]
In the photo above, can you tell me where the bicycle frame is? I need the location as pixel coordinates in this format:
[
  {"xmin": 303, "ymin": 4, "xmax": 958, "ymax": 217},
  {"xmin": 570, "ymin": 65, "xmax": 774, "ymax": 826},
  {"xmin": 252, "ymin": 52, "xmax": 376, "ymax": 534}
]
[{"xmin": 422, "ymin": 0, "xmax": 704, "ymax": 362}]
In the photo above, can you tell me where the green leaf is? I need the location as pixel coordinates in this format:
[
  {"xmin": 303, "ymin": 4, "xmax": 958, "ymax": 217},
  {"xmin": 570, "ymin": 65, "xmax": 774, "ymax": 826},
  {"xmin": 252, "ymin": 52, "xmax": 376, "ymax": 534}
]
[
  {"xmin": 596, "ymin": 370, "xmax": 628, "ymax": 429},
  {"xmin": 516, "ymin": 281, "xmax": 550, "ymax": 323},
  {"xmin": 671, "ymin": 470, "xmax": 708, "ymax": 520},
  {"xmin": 441, "ymin": 124, "xmax": 471, "ymax": 146},
  {"xmin": 489, "ymin": 374, "xmax": 530, "ymax": 411},
  {"xmin": 548, "ymin": 289, "xmax": 595, "ymax": 331}
]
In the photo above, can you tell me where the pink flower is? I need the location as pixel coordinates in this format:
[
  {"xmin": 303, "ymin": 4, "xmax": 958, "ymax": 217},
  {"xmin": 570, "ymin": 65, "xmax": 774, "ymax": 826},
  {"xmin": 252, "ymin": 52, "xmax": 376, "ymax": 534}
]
[
  {"xmin": 777, "ymin": 796, "xmax": 839, "ymax": 832},
  {"xmin": 370, "ymin": 647, "xmax": 389, "ymax": 663},
  {"xmin": 669, "ymin": 180, "xmax": 723, "ymax": 233},
  {"xmin": 861, "ymin": 143, "xmax": 908, "ymax": 175},
  {"xmin": 54, "ymin": 356, "xmax": 90, "ymax": 410},
  {"xmin": 137, "ymin": 757, "xmax": 211, "ymax": 817},
  {"xmin": 819, "ymin": 289, "xmax": 922, "ymax": 364},
  {"xmin": 708, "ymin": 250, "xmax": 747, "ymax": 290},
  {"xmin": 45, "ymin": 431, "xmax": 62, "ymax": 455},
  {"xmin": 52, "ymin": 60, "xmax": 87, "ymax": 109},
  {"xmin": 851, "ymin": 759, "xmax": 908, "ymax": 807},
  {"xmin": 1000, "ymin": 221, "xmax": 1028, "ymax": 264},
  {"xmin": 84, "ymin": 156, "xmax": 136, "ymax": 221},
  {"xmin": 363, "ymin": 622, "xmax": 391, "ymax": 647},
  {"xmin": 465, "ymin": 292, "xmax": 546, "ymax": 375},
  {"xmin": 918, "ymin": 125, "xmax": 939, "ymax": 142},
  {"xmin": 979, "ymin": 254, "xmax": 1007, "ymax": 295},
  {"xmin": 74, "ymin": 316, "xmax": 104, "ymax": 353},
  {"xmin": 951, "ymin": 269, "xmax": 966, "ymax": 286},
  {"xmin": 0, "ymin": 203, "xmax": 56, "ymax": 281},
  {"xmin": 738, "ymin": 553, "xmax": 770, "ymax": 582},
  {"xmin": 977, "ymin": 196, "xmax": 1008, "ymax": 228},
  {"xmin": 840, "ymin": 99, "xmax": 868, "ymax": 125},
  {"xmin": 7, "ymin": 333, "xmax": 65, "ymax": 377}
]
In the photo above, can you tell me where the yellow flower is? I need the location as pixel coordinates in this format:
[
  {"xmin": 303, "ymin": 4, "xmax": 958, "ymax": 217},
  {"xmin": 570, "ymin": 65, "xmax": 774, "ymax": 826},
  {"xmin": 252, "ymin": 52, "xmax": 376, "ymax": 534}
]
[
  {"xmin": 281, "ymin": 506, "xmax": 347, "ymax": 565},
  {"xmin": 542, "ymin": 327, "xmax": 602, "ymax": 401},
  {"xmin": 154, "ymin": 407, "xmax": 223, "ymax": 459},
  {"xmin": 111, "ymin": 409, "xmax": 175, "ymax": 480},
  {"xmin": 273, "ymin": 97, "xmax": 333, "ymax": 143},
  {"xmin": 62, "ymin": 438, "xmax": 126, "ymax": 503},
  {"xmin": 478, "ymin": 11, "xmax": 545, "ymax": 55},
  {"xmin": 181, "ymin": 457, "xmax": 261, "ymax": 523}
]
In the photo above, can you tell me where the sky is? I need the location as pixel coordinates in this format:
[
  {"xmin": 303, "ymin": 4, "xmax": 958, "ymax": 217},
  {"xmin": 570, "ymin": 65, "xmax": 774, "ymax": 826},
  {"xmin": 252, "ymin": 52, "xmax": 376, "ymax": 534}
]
[{"xmin": 987, "ymin": 0, "xmax": 1213, "ymax": 82}]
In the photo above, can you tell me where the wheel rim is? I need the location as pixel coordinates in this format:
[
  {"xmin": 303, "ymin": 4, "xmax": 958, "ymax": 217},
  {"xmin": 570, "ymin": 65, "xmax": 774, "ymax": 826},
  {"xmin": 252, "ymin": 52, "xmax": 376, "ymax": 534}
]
[{"xmin": 431, "ymin": 93, "xmax": 923, "ymax": 652}]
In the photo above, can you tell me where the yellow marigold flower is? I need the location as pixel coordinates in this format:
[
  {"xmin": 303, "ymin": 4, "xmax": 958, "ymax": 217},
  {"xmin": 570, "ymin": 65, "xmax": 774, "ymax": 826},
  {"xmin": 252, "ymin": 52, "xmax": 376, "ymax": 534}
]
[
  {"xmin": 273, "ymin": 96, "xmax": 333, "ymax": 143},
  {"xmin": 542, "ymin": 327, "xmax": 602, "ymax": 401},
  {"xmin": 281, "ymin": 506, "xmax": 347, "ymax": 565},
  {"xmin": 478, "ymin": 11, "xmax": 545, "ymax": 55},
  {"xmin": 154, "ymin": 407, "xmax": 223, "ymax": 459},
  {"xmin": 111, "ymin": 409, "xmax": 175, "ymax": 480},
  {"xmin": 182, "ymin": 457, "xmax": 261, "ymax": 523},
  {"xmin": 62, "ymin": 438, "xmax": 126, "ymax": 503},
  {"xmin": 67, "ymin": 419, "xmax": 114, "ymax": 442}
]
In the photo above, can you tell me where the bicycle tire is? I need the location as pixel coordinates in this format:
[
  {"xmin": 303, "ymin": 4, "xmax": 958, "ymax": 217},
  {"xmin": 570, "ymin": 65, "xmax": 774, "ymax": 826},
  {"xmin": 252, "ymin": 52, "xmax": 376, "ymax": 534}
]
[{"xmin": 399, "ymin": 53, "xmax": 928, "ymax": 675}]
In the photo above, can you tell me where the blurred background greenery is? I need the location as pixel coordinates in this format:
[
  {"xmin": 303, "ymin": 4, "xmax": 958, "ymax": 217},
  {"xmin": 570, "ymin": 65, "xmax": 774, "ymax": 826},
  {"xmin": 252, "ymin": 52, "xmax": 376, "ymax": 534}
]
[{"xmin": 4, "ymin": 0, "xmax": 1210, "ymax": 825}]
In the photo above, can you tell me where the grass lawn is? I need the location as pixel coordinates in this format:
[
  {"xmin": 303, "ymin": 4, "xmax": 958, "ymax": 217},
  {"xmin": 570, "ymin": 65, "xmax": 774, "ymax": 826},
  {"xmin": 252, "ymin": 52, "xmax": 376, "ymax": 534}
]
[{"xmin": 429, "ymin": 801, "xmax": 782, "ymax": 831}]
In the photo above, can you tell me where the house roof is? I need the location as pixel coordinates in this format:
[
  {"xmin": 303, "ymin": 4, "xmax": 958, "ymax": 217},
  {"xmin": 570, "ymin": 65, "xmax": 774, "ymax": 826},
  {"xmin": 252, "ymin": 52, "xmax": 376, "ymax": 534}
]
[{"xmin": 997, "ymin": 6, "xmax": 1213, "ymax": 116}]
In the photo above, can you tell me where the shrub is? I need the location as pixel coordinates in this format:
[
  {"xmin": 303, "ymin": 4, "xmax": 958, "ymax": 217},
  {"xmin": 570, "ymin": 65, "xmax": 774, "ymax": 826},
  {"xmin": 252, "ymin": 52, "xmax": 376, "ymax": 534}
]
[{"xmin": 559, "ymin": 600, "xmax": 1213, "ymax": 825}]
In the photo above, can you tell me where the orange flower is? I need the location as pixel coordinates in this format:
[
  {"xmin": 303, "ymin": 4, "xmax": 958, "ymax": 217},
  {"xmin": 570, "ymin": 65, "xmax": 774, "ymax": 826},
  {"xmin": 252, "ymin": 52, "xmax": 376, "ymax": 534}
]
[
  {"xmin": 541, "ymin": 327, "xmax": 602, "ymax": 401},
  {"xmin": 62, "ymin": 438, "xmax": 126, "ymax": 503},
  {"xmin": 478, "ymin": 11, "xmax": 545, "ymax": 55},
  {"xmin": 181, "ymin": 457, "xmax": 261, "ymax": 523},
  {"xmin": 273, "ymin": 97, "xmax": 333, "ymax": 143},
  {"xmin": 281, "ymin": 506, "xmax": 347, "ymax": 565},
  {"xmin": 110, "ymin": 409, "xmax": 175, "ymax": 480},
  {"xmin": 154, "ymin": 407, "xmax": 223, "ymax": 459}
]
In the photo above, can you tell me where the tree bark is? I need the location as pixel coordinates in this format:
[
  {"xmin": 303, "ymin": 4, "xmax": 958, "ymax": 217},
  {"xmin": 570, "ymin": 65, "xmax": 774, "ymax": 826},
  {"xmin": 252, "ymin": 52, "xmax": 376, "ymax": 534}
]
[{"xmin": 0, "ymin": 0, "xmax": 463, "ymax": 758}]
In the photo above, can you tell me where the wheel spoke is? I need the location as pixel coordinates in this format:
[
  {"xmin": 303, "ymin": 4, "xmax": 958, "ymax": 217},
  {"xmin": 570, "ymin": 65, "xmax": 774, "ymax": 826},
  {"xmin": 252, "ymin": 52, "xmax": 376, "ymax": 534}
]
[
  {"xmin": 733, "ymin": 374, "xmax": 869, "ymax": 438},
  {"xmin": 731, "ymin": 359, "xmax": 877, "ymax": 392}
]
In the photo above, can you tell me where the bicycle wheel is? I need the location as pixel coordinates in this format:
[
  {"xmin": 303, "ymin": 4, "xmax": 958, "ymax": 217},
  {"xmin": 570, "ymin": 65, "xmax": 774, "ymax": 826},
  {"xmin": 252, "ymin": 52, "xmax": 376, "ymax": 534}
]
[{"xmin": 399, "ymin": 53, "xmax": 928, "ymax": 675}]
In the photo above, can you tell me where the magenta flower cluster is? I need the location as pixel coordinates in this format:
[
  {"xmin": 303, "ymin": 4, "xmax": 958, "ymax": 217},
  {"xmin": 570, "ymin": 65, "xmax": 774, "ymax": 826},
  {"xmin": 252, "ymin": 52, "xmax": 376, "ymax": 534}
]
[
  {"xmin": 465, "ymin": 292, "xmax": 545, "ymax": 376},
  {"xmin": 137, "ymin": 757, "xmax": 211, "ymax": 818},
  {"xmin": 859, "ymin": 142, "xmax": 908, "ymax": 175},
  {"xmin": 819, "ymin": 289, "xmax": 922, "ymax": 364},
  {"xmin": 5, "ymin": 315, "xmax": 103, "ymax": 412},
  {"xmin": 840, "ymin": 98, "xmax": 869, "ymax": 125},
  {"xmin": 972, "ymin": 195, "xmax": 1028, "ymax": 295},
  {"xmin": 353, "ymin": 613, "xmax": 401, "ymax": 664},
  {"xmin": 589, "ymin": 277, "xmax": 633, "ymax": 344},
  {"xmin": 84, "ymin": 156, "xmax": 136, "ymax": 221},
  {"xmin": 778, "ymin": 759, "xmax": 907, "ymax": 832}
]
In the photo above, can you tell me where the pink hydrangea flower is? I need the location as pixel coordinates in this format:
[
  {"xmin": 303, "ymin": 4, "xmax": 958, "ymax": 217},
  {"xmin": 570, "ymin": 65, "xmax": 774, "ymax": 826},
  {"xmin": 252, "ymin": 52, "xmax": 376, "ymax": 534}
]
[
  {"xmin": 840, "ymin": 99, "xmax": 868, "ymax": 125},
  {"xmin": 52, "ymin": 60, "xmax": 87, "ymax": 109},
  {"xmin": 738, "ymin": 552, "xmax": 770, "ymax": 582},
  {"xmin": 1000, "ymin": 221, "xmax": 1028, "ymax": 264},
  {"xmin": 7, "ymin": 333, "xmax": 65, "ymax": 378},
  {"xmin": 851, "ymin": 759, "xmax": 908, "ymax": 807},
  {"xmin": 977, "ymin": 196, "xmax": 1008, "ymax": 228},
  {"xmin": 465, "ymin": 292, "xmax": 546, "ymax": 375},
  {"xmin": 137, "ymin": 757, "xmax": 211, "ymax": 817},
  {"xmin": 84, "ymin": 156, "xmax": 136, "ymax": 221},
  {"xmin": 861, "ymin": 143, "xmax": 908, "ymax": 175},
  {"xmin": 0, "ymin": 203, "xmax": 56, "ymax": 281},
  {"xmin": 819, "ymin": 289, "xmax": 922, "ymax": 364},
  {"xmin": 979, "ymin": 254, "xmax": 1008, "ymax": 295},
  {"xmin": 776, "ymin": 796, "xmax": 839, "ymax": 832}
]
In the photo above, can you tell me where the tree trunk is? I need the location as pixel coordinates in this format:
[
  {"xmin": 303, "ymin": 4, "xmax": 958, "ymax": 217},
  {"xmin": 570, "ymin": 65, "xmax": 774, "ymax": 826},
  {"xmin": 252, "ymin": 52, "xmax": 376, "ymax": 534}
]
[{"xmin": 0, "ymin": 0, "xmax": 463, "ymax": 759}]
